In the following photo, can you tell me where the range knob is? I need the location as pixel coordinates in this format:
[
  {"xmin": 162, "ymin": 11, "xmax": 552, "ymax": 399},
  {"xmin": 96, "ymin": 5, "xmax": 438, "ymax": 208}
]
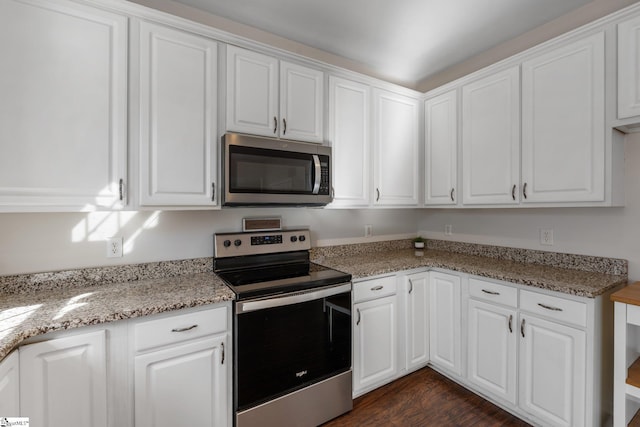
[
  {"xmin": 290, "ymin": 235, "xmax": 298, "ymax": 242},
  {"xmin": 298, "ymin": 235, "xmax": 306, "ymax": 242},
  {"xmin": 223, "ymin": 240, "xmax": 231, "ymax": 248},
  {"xmin": 234, "ymin": 239, "xmax": 242, "ymax": 247}
]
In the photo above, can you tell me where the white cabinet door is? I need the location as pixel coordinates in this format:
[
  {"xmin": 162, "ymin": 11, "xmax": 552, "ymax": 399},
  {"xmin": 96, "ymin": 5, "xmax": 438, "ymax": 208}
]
[
  {"xmin": 0, "ymin": 0, "xmax": 127, "ymax": 211},
  {"xmin": 521, "ymin": 32, "xmax": 605, "ymax": 203},
  {"xmin": 0, "ymin": 351, "xmax": 20, "ymax": 416},
  {"xmin": 425, "ymin": 90, "xmax": 457, "ymax": 206},
  {"xmin": 467, "ymin": 299, "xmax": 517, "ymax": 405},
  {"xmin": 519, "ymin": 314, "xmax": 586, "ymax": 427},
  {"xmin": 619, "ymin": 16, "xmax": 640, "ymax": 119},
  {"xmin": 372, "ymin": 89, "xmax": 420, "ymax": 206},
  {"xmin": 138, "ymin": 21, "xmax": 218, "ymax": 206},
  {"xmin": 280, "ymin": 61, "xmax": 323, "ymax": 142},
  {"xmin": 405, "ymin": 272, "xmax": 429, "ymax": 371},
  {"xmin": 135, "ymin": 335, "xmax": 227, "ymax": 427},
  {"xmin": 20, "ymin": 330, "xmax": 107, "ymax": 427},
  {"xmin": 226, "ymin": 45, "xmax": 279, "ymax": 137},
  {"xmin": 429, "ymin": 271, "xmax": 461, "ymax": 375},
  {"xmin": 462, "ymin": 67, "xmax": 520, "ymax": 205},
  {"xmin": 328, "ymin": 76, "xmax": 370, "ymax": 207},
  {"xmin": 353, "ymin": 295, "xmax": 398, "ymax": 394}
]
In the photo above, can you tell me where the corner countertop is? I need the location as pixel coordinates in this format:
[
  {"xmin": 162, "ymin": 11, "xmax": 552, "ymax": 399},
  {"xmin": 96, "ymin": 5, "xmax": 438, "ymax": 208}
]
[
  {"xmin": 0, "ymin": 272, "xmax": 234, "ymax": 362},
  {"xmin": 312, "ymin": 248, "xmax": 627, "ymax": 298}
]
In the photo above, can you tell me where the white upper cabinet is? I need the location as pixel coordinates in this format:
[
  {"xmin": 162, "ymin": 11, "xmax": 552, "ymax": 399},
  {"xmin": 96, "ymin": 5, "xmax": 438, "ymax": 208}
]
[
  {"xmin": 462, "ymin": 66, "xmax": 520, "ymax": 205},
  {"xmin": 328, "ymin": 76, "xmax": 371, "ymax": 207},
  {"xmin": 618, "ymin": 15, "xmax": 640, "ymax": 119},
  {"xmin": 372, "ymin": 89, "xmax": 420, "ymax": 206},
  {"xmin": 521, "ymin": 32, "xmax": 605, "ymax": 203},
  {"xmin": 226, "ymin": 45, "xmax": 323, "ymax": 143},
  {"xmin": 137, "ymin": 21, "xmax": 218, "ymax": 207},
  {"xmin": 425, "ymin": 90, "xmax": 458, "ymax": 206},
  {"xmin": 0, "ymin": 0, "xmax": 128, "ymax": 211}
]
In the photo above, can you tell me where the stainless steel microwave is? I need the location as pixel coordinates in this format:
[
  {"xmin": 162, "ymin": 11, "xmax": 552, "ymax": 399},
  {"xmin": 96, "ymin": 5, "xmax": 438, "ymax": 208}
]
[{"xmin": 222, "ymin": 133, "xmax": 332, "ymax": 206}]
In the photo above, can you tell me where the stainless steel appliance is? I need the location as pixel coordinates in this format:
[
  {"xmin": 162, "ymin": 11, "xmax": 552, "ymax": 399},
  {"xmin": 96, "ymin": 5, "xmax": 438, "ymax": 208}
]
[
  {"xmin": 213, "ymin": 229, "xmax": 352, "ymax": 427},
  {"xmin": 222, "ymin": 133, "xmax": 332, "ymax": 206}
]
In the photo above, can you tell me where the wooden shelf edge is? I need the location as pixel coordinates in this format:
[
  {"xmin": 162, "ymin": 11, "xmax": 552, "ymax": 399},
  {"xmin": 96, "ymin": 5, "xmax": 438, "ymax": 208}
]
[{"xmin": 628, "ymin": 357, "xmax": 640, "ymax": 389}]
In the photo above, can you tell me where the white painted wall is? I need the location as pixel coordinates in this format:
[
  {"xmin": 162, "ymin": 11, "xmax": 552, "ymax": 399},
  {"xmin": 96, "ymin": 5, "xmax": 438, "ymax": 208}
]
[
  {"xmin": 0, "ymin": 207, "xmax": 421, "ymax": 275},
  {"xmin": 419, "ymin": 134, "xmax": 640, "ymax": 281}
]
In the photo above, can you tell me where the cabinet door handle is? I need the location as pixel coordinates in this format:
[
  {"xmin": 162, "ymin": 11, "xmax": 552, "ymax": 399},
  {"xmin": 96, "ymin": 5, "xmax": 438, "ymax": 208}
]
[
  {"xmin": 273, "ymin": 116, "xmax": 278, "ymax": 134},
  {"xmin": 119, "ymin": 178, "xmax": 125, "ymax": 201},
  {"xmin": 537, "ymin": 303, "xmax": 563, "ymax": 312},
  {"xmin": 523, "ymin": 182, "xmax": 528, "ymax": 200},
  {"xmin": 221, "ymin": 342, "xmax": 225, "ymax": 365},
  {"xmin": 376, "ymin": 188, "xmax": 380, "ymax": 202},
  {"xmin": 356, "ymin": 308, "xmax": 361, "ymax": 325},
  {"xmin": 512, "ymin": 184, "xmax": 516, "ymax": 201},
  {"xmin": 408, "ymin": 279, "xmax": 413, "ymax": 294},
  {"xmin": 171, "ymin": 324, "xmax": 198, "ymax": 333},
  {"xmin": 450, "ymin": 188, "xmax": 455, "ymax": 202},
  {"xmin": 283, "ymin": 118, "xmax": 287, "ymax": 135},
  {"xmin": 481, "ymin": 289, "xmax": 500, "ymax": 296},
  {"xmin": 371, "ymin": 285, "xmax": 383, "ymax": 291},
  {"xmin": 211, "ymin": 182, "xmax": 216, "ymax": 202},
  {"xmin": 521, "ymin": 318, "xmax": 525, "ymax": 338},
  {"xmin": 508, "ymin": 314, "xmax": 513, "ymax": 333},
  {"xmin": 331, "ymin": 187, "xmax": 335, "ymax": 199}
]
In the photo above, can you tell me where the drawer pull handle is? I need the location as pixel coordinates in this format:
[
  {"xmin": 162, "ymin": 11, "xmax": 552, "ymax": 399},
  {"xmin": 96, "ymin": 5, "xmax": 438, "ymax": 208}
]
[
  {"xmin": 171, "ymin": 324, "xmax": 198, "ymax": 333},
  {"xmin": 508, "ymin": 314, "xmax": 513, "ymax": 333},
  {"xmin": 481, "ymin": 289, "xmax": 500, "ymax": 296},
  {"xmin": 521, "ymin": 318, "xmax": 525, "ymax": 338},
  {"xmin": 371, "ymin": 285, "xmax": 384, "ymax": 291},
  {"xmin": 408, "ymin": 279, "xmax": 413, "ymax": 294},
  {"xmin": 538, "ymin": 303, "xmax": 563, "ymax": 312},
  {"xmin": 356, "ymin": 308, "xmax": 361, "ymax": 325},
  {"xmin": 221, "ymin": 342, "xmax": 225, "ymax": 365}
]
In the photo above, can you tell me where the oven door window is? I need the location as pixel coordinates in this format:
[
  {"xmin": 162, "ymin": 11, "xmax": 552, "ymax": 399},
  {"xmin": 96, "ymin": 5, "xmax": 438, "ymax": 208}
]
[
  {"xmin": 235, "ymin": 292, "xmax": 351, "ymax": 411},
  {"xmin": 229, "ymin": 146, "xmax": 314, "ymax": 194}
]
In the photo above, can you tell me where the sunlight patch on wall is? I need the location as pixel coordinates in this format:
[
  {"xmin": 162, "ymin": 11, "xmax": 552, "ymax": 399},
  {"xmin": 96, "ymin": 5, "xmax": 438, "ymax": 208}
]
[
  {"xmin": 124, "ymin": 211, "xmax": 162, "ymax": 254},
  {"xmin": 72, "ymin": 211, "xmax": 138, "ymax": 243}
]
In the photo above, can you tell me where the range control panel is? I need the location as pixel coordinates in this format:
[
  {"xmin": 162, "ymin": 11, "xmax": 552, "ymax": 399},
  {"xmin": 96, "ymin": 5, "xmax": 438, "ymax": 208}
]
[{"xmin": 214, "ymin": 229, "xmax": 311, "ymax": 258}]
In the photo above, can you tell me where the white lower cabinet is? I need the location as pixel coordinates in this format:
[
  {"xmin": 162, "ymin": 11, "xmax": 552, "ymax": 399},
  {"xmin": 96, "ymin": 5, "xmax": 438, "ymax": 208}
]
[
  {"xmin": 353, "ymin": 276, "xmax": 398, "ymax": 396},
  {"xmin": 133, "ymin": 305, "xmax": 231, "ymax": 427},
  {"xmin": 467, "ymin": 299, "xmax": 517, "ymax": 405},
  {"xmin": 134, "ymin": 336, "xmax": 227, "ymax": 427},
  {"xmin": 404, "ymin": 272, "xmax": 430, "ymax": 372},
  {"xmin": 19, "ymin": 330, "xmax": 108, "ymax": 427},
  {"xmin": 429, "ymin": 271, "xmax": 462, "ymax": 375},
  {"xmin": 519, "ymin": 314, "xmax": 586, "ymax": 427},
  {"xmin": 0, "ymin": 350, "xmax": 20, "ymax": 416}
]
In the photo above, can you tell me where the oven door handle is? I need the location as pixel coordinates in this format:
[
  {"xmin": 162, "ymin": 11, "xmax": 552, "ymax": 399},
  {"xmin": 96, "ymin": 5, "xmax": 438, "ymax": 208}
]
[
  {"xmin": 312, "ymin": 154, "xmax": 321, "ymax": 194},
  {"xmin": 236, "ymin": 283, "xmax": 351, "ymax": 314}
]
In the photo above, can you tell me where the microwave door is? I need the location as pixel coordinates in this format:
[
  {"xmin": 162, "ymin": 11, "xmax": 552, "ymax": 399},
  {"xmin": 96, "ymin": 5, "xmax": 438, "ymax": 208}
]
[{"xmin": 312, "ymin": 155, "xmax": 321, "ymax": 194}]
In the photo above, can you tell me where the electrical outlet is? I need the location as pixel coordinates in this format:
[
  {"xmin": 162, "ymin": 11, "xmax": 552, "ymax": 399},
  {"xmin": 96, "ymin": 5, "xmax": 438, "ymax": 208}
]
[
  {"xmin": 107, "ymin": 237, "xmax": 123, "ymax": 258},
  {"xmin": 540, "ymin": 228, "xmax": 554, "ymax": 246},
  {"xmin": 364, "ymin": 224, "xmax": 372, "ymax": 238},
  {"xmin": 445, "ymin": 224, "xmax": 453, "ymax": 235}
]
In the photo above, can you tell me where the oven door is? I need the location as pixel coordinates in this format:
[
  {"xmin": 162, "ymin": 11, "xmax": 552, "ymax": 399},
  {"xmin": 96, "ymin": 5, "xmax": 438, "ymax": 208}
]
[
  {"xmin": 234, "ymin": 283, "xmax": 351, "ymax": 413},
  {"xmin": 223, "ymin": 133, "xmax": 331, "ymax": 205}
]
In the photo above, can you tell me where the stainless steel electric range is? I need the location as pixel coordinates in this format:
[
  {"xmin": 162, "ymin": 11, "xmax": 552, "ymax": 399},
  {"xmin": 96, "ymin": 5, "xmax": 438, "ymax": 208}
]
[{"xmin": 213, "ymin": 229, "xmax": 353, "ymax": 427}]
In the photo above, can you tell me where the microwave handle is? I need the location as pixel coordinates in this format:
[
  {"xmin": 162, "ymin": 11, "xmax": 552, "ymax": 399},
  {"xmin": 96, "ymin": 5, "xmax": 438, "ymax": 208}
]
[{"xmin": 312, "ymin": 154, "xmax": 321, "ymax": 194}]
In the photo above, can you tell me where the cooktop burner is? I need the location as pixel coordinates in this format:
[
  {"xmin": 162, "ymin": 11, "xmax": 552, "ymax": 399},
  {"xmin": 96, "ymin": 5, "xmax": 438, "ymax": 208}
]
[{"xmin": 213, "ymin": 229, "xmax": 351, "ymax": 300}]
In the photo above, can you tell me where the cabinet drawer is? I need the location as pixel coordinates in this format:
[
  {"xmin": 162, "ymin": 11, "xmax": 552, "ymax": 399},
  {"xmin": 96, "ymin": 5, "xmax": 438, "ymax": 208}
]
[
  {"xmin": 520, "ymin": 290, "xmax": 586, "ymax": 328},
  {"xmin": 469, "ymin": 278, "xmax": 518, "ymax": 307},
  {"xmin": 134, "ymin": 306, "xmax": 228, "ymax": 353},
  {"xmin": 353, "ymin": 276, "xmax": 397, "ymax": 303}
]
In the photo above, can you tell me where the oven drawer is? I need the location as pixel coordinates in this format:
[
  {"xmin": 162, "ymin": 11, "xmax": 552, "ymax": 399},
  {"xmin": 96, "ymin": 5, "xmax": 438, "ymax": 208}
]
[
  {"xmin": 134, "ymin": 306, "xmax": 228, "ymax": 353},
  {"xmin": 353, "ymin": 276, "xmax": 397, "ymax": 303}
]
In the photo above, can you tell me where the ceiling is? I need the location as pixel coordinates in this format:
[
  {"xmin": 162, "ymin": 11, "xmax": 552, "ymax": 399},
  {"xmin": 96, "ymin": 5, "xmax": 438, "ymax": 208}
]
[{"xmin": 172, "ymin": 0, "xmax": 594, "ymax": 87}]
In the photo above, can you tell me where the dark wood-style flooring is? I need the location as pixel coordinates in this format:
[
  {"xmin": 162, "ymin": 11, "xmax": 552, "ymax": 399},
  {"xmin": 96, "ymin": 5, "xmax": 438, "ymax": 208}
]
[{"xmin": 323, "ymin": 367, "xmax": 531, "ymax": 427}]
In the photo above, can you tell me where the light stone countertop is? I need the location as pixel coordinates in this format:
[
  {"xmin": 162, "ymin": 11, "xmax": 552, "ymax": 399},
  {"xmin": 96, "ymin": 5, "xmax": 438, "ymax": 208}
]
[
  {"xmin": 312, "ymin": 248, "xmax": 627, "ymax": 298},
  {"xmin": 0, "ymin": 272, "xmax": 233, "ymax": 362}
]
